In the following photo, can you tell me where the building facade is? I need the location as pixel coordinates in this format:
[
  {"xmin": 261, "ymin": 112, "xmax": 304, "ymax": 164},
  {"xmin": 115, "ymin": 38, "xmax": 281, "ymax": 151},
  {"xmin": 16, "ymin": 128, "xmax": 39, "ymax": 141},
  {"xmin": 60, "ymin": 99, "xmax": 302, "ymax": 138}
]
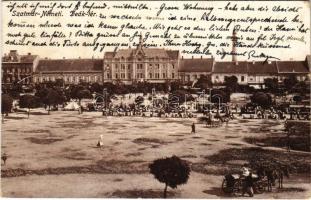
[
  {"xmin": 33, "ymin": 59, "xmax": 103, "ymax": 84},
  {"xmin": 103, "ymin": 37, "xmax": 179, "ymax": 84},
  {"xmin": 179, "ymin": 57, "xmax": 214, "ymax": 83},
  {"xmin": 2, "ymin": 50, "xmax": 39, "ymax": 84},
  {"xmin": 2, "ymin": 50, "xmax": 310, "ymax": 87},
  {"xmin": 212, "ymin": 61, "xmax": 249, "ymax": 85}
]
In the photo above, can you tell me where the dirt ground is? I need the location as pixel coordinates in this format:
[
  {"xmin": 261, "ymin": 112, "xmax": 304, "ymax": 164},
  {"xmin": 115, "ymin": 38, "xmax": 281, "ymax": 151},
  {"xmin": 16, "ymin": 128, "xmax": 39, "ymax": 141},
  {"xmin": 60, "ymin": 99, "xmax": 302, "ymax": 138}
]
[{"xmin": 1, "ymin": 109, "xmax": 311, "ymax": 198}]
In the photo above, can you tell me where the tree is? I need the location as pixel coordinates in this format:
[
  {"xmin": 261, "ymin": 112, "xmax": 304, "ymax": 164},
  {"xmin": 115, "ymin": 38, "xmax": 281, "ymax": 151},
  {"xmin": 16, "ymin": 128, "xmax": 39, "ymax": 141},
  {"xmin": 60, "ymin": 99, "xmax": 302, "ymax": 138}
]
[
  {"xmin": 283, "ymin": 75, "xmax": 298, "ymax": 92},
  {"xmin": 211, "ymin": 89, "xmax": 230, "ymax": 103},
  {"xmin": 224, "ymin": 76, "xmax": 239, "ymax": 93},
  {"xmin": 264, "ymin": 78, "xmax": 279, "ymax": 93},
  {"xmin": 149, "ymin": 155, "xmax": 191, "ymax": 198},
  {"xmin": 293, "ymin": 81, "xmax": 309, "ymax": 96},
  {"xmin": 45, "ymin": 88, "xmax": 65, "ymax": 114},
  {"xmin": 76, "ymin": 89, "xmax": 91, "ymax": 104},
  {"xmin": 250, "ymin": 92, "xmax": 272, "ymax": 109},
  {"xmin": 19, "ymin": 95, "xmax": 40, "ymax": 118},
  {"xmin": 169, "ymin": 90, "xmax": 194, "ymax": 105},
  {"xmin": 2, "ymin": 94, "xmax": 13, "ymax": 117},
  {"xmin": 293, "ymin": 95, "xmax": 302, "ymax": 104},
  {"xmin": 194, "ymin": 75, "xmax": 211, "ymax": 89}
]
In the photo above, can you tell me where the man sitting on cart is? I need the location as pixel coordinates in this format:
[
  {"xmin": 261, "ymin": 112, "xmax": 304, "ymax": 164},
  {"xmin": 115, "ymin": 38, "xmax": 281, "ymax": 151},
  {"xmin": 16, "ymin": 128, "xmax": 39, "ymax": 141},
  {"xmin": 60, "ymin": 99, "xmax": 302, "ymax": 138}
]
[{"xmin": 240, "ymin": 164, "xmax": 250, "ymax": 179}]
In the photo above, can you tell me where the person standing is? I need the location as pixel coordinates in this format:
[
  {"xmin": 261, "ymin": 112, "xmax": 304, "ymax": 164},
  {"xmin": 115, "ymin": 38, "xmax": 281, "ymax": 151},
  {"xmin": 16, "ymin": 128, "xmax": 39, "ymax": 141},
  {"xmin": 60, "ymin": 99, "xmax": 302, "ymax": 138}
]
[
  {"xmin": 97, "ymin": 134, "xmax": 104, "ymax": 148},
  {"xmin": 2, "ymin": 153, "xmax": 7, "ymax": 165},
  {"xmin": 242, "ymin": 173, "xmax": 254, "ymax": 197},
  {"xmin": 191, "ymin": 123, "xmax": 195, "ymax": 134}
]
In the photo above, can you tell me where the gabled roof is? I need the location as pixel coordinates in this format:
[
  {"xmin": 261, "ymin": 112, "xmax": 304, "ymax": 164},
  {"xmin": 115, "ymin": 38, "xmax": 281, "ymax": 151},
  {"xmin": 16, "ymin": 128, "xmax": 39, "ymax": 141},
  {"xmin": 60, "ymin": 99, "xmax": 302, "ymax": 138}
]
[
  {"xmin": 247, "ymin": 61, "xmax": 278, "ymax": 74},
  {"xmin": 114, "ymin": 49, "xmax": 133, "ymax": 58},
  {"xmin": 104, "ymin": 52, "xmax": 115, "ymax": 59},
  {"xmin": 20, "ymin": 55, "xmax": 38, "ymax": 63},
  {"xmin": 36, "ymin": 59, "xmax": 103, "ymax": 72},
  {"xmin": 166, "ymin": 50, "xmax": 179, "ymax": 60},
  {"xmin": 2, "ymin": 54, "xmax": 38, "ymax": 63},
  {"xmin": 213, "ymin": 61, "xmax": 248, "ymax": 73},
  {"xmin": 179, "ymin": 58, "xmax": 213, "ymax": 72},
  {"xmin": 277, "ymin": 61, "xmax": 309, "ymax": 73},
  {"xmin": 104, "ymin": 48, "xmax": 179, "ymax": 59}
]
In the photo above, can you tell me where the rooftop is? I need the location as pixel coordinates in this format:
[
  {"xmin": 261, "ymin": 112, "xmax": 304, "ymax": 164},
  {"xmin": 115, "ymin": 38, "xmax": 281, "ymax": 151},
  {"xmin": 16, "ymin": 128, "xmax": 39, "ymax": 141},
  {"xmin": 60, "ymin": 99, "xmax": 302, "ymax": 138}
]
[
  {"xmin": 36, "ymin": 59, "xmax": 103, "ymax": 72},
  {"xmin": 179, "ymin": 58, "xmax": 214, "ymax": 72}
]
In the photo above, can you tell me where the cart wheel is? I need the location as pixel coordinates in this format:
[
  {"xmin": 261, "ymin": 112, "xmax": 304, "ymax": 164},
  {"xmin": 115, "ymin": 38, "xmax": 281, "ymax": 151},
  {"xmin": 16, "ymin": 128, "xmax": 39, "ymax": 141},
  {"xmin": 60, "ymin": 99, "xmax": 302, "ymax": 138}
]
[
  {"xmin": 222, "ymin": 179, "xmax": 233, "ymax": 194},
  {"xmin": 254, "ymin": 182, "xmax": 265, "ymax": 194},
  {"xmin": 233, "ymin": 179, "xmax": 243, "ymax": 196}
]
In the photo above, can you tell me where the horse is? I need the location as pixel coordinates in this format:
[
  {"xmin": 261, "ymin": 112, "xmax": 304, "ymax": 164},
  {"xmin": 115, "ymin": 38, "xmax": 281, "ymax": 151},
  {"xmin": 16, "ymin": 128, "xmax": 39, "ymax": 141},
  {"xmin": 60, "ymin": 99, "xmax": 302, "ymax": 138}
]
[{"xmin": 266, "ymin": 165, "xmax": 290, "ymax": 191}]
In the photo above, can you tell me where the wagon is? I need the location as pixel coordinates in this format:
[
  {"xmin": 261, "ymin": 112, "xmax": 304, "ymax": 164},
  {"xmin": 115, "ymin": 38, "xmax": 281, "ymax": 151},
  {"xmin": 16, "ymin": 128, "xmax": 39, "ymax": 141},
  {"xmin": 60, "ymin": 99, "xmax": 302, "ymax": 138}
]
[{"xmin": 222, "ymin": 174, "xmax": 267, "ymax": 195}]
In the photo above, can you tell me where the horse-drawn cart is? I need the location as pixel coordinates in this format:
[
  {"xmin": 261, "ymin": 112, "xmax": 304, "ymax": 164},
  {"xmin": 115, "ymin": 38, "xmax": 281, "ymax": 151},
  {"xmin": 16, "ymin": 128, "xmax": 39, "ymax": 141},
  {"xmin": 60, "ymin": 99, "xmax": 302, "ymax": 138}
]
[{"xmin": 222, "ymin": 174, "xmax": 267, "ymax": 195}]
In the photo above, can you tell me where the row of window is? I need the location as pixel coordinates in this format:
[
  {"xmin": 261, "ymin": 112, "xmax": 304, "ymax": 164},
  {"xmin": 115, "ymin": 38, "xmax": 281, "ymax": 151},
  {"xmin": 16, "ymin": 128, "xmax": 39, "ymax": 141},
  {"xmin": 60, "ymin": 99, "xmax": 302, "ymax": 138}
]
[
  {"xmin": 3, "ymin": 76, "xmax": 31, "ymax": 83},
  {"xmin": 3, "ymin": 68, "xmax": 31, "ymax": 73},
  {"xmin": 107, "ymin": 57, "xmax": 174, "ymax": 62},
  {"xmin": 108, "ymin": 63, "xmax": 175, "ymax": 71},
  {"xmin": 114, "ymin": 73, "xmax": 175, "ymax": 79},
  {"xmin": 33, "ymin": 75, "xmax": 102, "ymax": 83}
]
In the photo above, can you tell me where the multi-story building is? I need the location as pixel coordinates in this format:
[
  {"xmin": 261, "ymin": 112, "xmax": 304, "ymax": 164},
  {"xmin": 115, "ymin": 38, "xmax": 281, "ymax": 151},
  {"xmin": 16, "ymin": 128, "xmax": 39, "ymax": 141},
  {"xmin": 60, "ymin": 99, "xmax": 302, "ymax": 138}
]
[
  {"xmin": 103, "ymin": 37, "xmax": 179, "ymax": 84},
  {"xmin": 33, "ymin": 58, "xmax": 103, "ymax": 84},
  {"xmin": 2, "ymin": 50, "xmax": 39, "ymax": 84},
  {"xmin": 2, "ymin": 49, "xmax": 310, "ymax": 87}
]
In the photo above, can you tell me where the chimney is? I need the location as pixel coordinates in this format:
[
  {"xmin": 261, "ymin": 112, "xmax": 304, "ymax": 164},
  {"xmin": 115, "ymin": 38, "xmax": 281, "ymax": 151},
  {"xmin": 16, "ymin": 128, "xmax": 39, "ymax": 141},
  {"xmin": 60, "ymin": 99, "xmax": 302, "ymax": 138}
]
[
  {"xmin": 9, "ymin": 50, "xmax": 18, "ymax": 57},
  {"xmin": 28, "ymin": 53, "xmax": 31, "ymax": 55},
  {"xmin": 200, "ymin": 56, "xmax": 202, "ymax": 59},
  {"xmin": 192, "ymin": 56, "xmax": 194, "ymax": 59},
  {"xmin": 182, "ymin": 56, "xmax": 183, "ymax": 60},
  {"xmin": 63, "ymin": 57, "xmax": 65, "ymax": 59},
  {"xmin": 232, "ymin": 29, "xmax": 237, "ymax": 62}
]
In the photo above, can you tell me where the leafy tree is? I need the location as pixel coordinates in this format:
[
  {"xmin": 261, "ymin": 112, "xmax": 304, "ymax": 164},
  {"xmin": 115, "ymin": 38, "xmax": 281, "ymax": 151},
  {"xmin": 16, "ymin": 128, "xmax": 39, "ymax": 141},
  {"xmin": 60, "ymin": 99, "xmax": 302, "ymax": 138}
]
[
  {"xmin": 250, "ymin": 92, "xmax": 272, "ymax": 109},
  {"xmin": 194, "ymin": 75, "xmax": 212, "ymax": 89},
  {"xmin": 293, "ymin": 95, "xmax": 302, "ymax": 104},
  {"xmin": 19, "ymin": 95, "xmax": 40, "ymax": 118},
  {"xmin": 170, "ymin": 80, "xmax": 182, "ymax": 92},
  {"xmin": 2, "ymin": 94, "xmax": 13, "ymax": 117},
  {"xmin": 45, "ymin": 88, "xmax": 65, "ymax": 114},
  {"xmin": 264, "ymin": 78, "xmax": 279, "ymax": 93},
  {"xmin": 149, "ymin": 155, "xmax": 191, "ymax": 198},
  {"xmin": 169, "ymin": 90, "xmax": 194, "ymax": 105},
  {"xmin": 283, "ymin": 75, "xmax": 298, "ymax": 92},
  {"xmin": 224, "ymin": 76, "xmax": 239, "ymax": 93},
  {"xmin": 293, "ymin": 81, "xmax": 309, "ymax": 96},
  {"xmin": 211, "ymin": 89, "xmax": 230, "ymax": 103},
  {"xmin": 90, "ymin": 82, "xmax": 103, "ymax": 94},
  {"xmin": 76, "ymin": 89, "xmax": 92, "ymax": 104}
]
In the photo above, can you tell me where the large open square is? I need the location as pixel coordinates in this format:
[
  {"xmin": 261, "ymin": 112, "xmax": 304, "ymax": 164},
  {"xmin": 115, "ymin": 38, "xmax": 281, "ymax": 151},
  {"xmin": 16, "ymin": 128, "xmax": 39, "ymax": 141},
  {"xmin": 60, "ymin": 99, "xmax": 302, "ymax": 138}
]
[{"xmin": 1, "ymin": 110, "xmax": 310, "ymax": 198}]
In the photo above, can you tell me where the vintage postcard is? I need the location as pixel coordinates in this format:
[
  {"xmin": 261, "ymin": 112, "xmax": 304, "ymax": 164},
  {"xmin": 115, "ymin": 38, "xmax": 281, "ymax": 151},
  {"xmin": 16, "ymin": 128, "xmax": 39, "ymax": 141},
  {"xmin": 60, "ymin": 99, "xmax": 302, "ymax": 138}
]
[{"xmin": 1, "ymin": 0, "xmax": 310, "ymax": 198}]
